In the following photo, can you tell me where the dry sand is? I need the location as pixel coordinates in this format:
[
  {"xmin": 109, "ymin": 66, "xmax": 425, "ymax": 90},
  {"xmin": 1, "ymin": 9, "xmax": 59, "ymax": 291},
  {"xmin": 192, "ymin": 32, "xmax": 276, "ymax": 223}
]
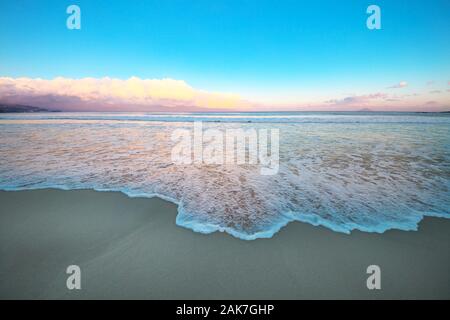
[{"xmin": 0, "ymin": 189, "xmax": 449, "ymax": 299}]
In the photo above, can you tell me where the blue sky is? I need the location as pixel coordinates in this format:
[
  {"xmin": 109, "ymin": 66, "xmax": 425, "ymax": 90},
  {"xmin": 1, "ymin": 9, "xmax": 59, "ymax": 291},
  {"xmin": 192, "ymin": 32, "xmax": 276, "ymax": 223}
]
[{"xmin": 0, "ymin": 0, "xmax": 449, "ymax": 111}]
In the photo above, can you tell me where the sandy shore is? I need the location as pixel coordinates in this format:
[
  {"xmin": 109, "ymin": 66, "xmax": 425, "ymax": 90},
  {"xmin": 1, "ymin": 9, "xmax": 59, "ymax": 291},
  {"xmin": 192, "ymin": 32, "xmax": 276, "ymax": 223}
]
[{"xmin": 0, "ymin": 189, "xmax": 449, "ymax": 299}]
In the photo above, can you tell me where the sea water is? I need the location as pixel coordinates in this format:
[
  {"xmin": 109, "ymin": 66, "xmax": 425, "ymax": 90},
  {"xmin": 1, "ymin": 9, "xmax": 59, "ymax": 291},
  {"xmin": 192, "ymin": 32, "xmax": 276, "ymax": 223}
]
[{"xmin": 0, "ymin": 112, "xmax": 449, "ymax": 240}]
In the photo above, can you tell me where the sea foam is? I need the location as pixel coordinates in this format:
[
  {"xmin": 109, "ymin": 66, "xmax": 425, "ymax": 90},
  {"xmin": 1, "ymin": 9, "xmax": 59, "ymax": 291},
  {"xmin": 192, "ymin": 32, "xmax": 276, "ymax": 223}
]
[{"xmin": 0, "ymin": 112, "xmax": 449, "ymax": 240}]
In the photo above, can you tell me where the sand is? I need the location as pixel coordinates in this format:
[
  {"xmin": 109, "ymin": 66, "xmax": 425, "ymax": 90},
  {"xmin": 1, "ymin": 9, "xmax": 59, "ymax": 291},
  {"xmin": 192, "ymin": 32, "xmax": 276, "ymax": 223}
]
[{"xmin": 0, "ymin": 189, "xmax": 449, "ymax": 299}]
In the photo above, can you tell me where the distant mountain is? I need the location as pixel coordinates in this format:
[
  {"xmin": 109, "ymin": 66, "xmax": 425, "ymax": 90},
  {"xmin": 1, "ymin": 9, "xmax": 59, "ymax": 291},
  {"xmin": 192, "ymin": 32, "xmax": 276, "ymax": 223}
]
[{"xmin": 0, "ymin": 104, "xmax": 60, "ymax": 113}]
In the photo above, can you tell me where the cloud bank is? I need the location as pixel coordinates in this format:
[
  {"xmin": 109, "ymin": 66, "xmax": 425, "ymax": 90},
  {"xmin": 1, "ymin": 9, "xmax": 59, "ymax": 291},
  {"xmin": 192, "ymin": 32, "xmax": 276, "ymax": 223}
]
[
  {"xmin": 0, "ymin": 77, "xmax": 252, "ymax": 111},
  {"xmin": 0, "ymin": 77, "xmax": 448, "ymax": 112}
]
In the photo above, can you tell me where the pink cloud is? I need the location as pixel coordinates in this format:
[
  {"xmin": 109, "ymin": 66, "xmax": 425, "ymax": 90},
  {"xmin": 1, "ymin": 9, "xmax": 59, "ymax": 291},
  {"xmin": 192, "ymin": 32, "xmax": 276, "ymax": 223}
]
[
  {"xmin": 325, "ymin": 93, "xmax": 387, "ymax": 106},
  {"xmin": 1, "ymin": 77, "xmax": 448, "ymax": 112},
  {"xmin": 0, "ymin": 77, "xmax": 252, "ymax": 111}
]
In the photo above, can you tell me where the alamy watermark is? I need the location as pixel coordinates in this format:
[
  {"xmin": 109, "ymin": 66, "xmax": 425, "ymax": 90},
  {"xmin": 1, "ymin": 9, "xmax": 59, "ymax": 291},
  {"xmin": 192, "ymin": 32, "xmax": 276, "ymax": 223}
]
[
  {"xmin": 366, "ymin": 5, "xmax": 381, "ymax": 30},
  {"xmin": 65, "ymin": 5, "xmax": 380, "ymax": 31},
  {"xmin": 66, "ymin": 265, "xmax": 81, "ymax": 290},
  {"xmin": 366, "ymin": 265, "xmax": 381, "ymax": 290},
  {"xmin": 171, "ymin": 122, "xmax": 279, "ymax": 175},
  {"xmin": 66, "ymin": 5, "xmax": 81, "ymax": 30}
]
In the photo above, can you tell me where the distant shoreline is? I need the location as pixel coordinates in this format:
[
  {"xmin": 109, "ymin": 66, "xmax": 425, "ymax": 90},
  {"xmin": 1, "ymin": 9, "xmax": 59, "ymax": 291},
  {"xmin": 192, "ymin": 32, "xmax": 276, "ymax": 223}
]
[
  {"xmin": 1, "ymin": 110, "xmax": 449, "ymax": 114},
  {"xmin": 0, "ymin": 104, "xmax": 60, "ymax": 113},
  {"xmin": 0, "ymin": 103, "xmax": 448, "ymax": 114}
]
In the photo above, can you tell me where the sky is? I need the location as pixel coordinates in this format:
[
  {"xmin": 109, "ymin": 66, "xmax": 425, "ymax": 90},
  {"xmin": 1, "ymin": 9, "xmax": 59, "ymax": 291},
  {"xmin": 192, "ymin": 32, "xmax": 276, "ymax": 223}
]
[{"xmin": 0, "ymin": 0, "xmax": 449, "ymax": 111}]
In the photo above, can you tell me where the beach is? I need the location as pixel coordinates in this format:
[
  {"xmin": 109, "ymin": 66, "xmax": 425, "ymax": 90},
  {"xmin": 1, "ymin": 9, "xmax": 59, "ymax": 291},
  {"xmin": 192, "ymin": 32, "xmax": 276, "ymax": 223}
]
[
  {"xmin": 1, "ymin": 188, "xmax": 449, "ymax": 299},
  {"xmin": 1, "ymin": 0, "xmax": 449, "ymax": 304}
]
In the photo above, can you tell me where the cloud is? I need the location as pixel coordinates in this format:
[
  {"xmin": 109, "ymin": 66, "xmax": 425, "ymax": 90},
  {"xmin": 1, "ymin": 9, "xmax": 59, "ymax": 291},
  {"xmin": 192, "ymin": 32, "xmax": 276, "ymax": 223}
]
[
  {"xmin": 0, "ymin": 77, "xmax": 252, "ymax": 111},
  {"xmin": 387, "ymin": 81, "xmax": 408, "ymax": 89},
  {"xmin": 319, "ymin": 91, "xmax": 449, "ymax": 112},
  {"xmin": 403, "ymin": 93, "xmax": 419, "ymax": 97},
  {"xmin": 1, "ymin": 77, "xmax": 448, "ymax": 112},
  {"xmin": 429, "ymin": 90, "xmax": 442, "ymax": 94},
  {"xmin": 325, "ymin": 93, "xmax": 387, "ymax": 106}
]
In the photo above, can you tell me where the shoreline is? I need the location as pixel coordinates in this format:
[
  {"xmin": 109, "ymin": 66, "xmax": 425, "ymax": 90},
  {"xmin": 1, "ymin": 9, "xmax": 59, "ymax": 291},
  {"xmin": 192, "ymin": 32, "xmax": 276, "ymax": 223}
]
[
  {"xmin": 1, "ymin": 188, "xmax": 449, "ymax": 299},
  {"xmin": 1, "ymin": 186, "xmax": 448, "ymax": 241}
]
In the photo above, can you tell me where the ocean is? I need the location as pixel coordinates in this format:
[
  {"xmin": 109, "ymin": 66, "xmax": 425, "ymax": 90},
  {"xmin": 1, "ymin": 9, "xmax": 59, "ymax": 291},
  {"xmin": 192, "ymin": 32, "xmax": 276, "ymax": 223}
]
[{"xmin": 0, "ymin": 111, "xmax": 449, "ymax": 240}]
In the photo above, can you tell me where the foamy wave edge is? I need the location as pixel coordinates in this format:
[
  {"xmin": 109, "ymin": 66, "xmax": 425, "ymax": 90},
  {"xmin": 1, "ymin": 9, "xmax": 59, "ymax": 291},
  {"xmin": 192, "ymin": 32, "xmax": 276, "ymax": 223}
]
[{"xmin": 1, "ymin": 184, "xmax": 449, "ymax": 240}]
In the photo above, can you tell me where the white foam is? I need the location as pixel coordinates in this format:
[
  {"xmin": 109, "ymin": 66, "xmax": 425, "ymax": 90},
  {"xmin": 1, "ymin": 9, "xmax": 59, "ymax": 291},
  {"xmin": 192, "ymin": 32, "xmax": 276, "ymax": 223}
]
[{"xmin": 0, "ymin": 112, "xmax": 449, "ymax": 239}]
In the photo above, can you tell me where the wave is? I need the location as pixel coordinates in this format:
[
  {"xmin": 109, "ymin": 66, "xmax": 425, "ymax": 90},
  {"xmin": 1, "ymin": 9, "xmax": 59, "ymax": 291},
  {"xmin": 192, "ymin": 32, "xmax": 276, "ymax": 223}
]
[
  {"xmin": 1, "ymin": 183, "xmax": 449, "ymax": 240},
  {"xmin": 1, "ymin": 113, "xmax": 449, "ymax": 240}
]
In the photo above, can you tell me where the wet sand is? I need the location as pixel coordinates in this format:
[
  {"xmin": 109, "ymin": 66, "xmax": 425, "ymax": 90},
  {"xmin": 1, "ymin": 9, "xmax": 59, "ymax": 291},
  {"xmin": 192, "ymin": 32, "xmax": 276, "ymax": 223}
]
[{"xmin": 0, "ymin": 189, "xmax": 449, "ymax": 299}]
